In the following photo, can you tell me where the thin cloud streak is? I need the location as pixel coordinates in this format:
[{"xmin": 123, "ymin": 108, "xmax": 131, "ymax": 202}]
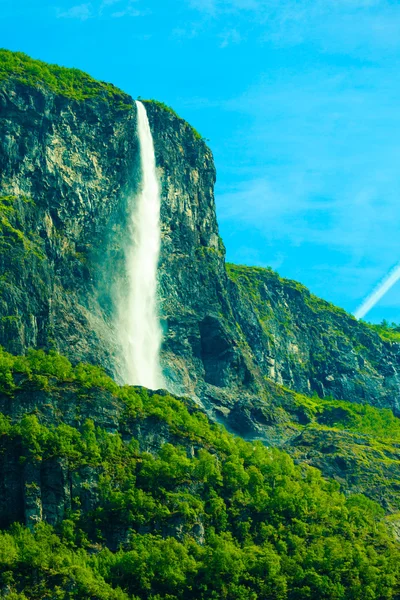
[{"xmin": 354, "ymin": 264, "xmax": 400, "ymax": 319}]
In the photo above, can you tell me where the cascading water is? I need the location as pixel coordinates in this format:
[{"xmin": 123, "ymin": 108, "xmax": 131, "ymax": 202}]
[{"xmin": 115, "ymin": 100, "xmax": 164, "ymax": 389}]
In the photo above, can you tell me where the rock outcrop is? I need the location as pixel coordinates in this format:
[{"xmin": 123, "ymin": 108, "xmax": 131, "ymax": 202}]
[
  {"xmin": 0, "ymin": 74, "xmax": 138, "ymax": 372},
  {"xmin": 0, "ymin": 377, "xmax": 194, "ymax": 543},
  {"xmin": 225, "ymin": 265, "xmax": 400, "ymax": 416}
]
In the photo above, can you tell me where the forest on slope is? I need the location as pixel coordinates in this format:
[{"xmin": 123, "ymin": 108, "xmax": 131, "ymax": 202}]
[{"xmin": 0, "ymin": 349, "xmax": 399, "ymax": 599}]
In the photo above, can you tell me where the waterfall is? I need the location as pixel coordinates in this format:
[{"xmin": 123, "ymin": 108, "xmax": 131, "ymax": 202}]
[{"xmin": 116, "ymin": 100, "xmax": 164, "ymax": 389}]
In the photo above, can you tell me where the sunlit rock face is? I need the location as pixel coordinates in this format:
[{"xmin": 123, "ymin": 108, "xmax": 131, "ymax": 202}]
[
  {"xmin": 144, "ymin": 102, "xmax": 251, "ymax": 406},
  {"xmin": 146, "ymin": 103, "xmax": 400, "ymax": 418},
  {"xmin": 1, "ymin": 76, "xmax": 400, "ymax": 422},
  {"xmin": 0, "ymin": 78, "xmax": 140, "ymax": 372}
]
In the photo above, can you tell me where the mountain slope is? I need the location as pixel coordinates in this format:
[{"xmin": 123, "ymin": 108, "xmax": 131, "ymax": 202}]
[
  {"xmin": 225, "ymin": 264, "xmax": 400, "ymax": 415},
  {"xmin": 1, "ymin": 49, "xmax": 400, "ymax": 421},
  {"xmin": 0, "ymin": 349, "xmax": 399, "ymax": 599},
  {"xmin": 1, "ymin": 47, "xmax": 400, "ymax": 511}
]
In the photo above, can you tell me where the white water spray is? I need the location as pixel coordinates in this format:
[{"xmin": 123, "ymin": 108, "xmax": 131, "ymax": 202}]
[
  {"xmin": 354, "ymin": 263, "xmax": 400, "ymax": 320},
  {"xmin": 116, "ymin": 101, "xmax": 164, "ymax": 389}
]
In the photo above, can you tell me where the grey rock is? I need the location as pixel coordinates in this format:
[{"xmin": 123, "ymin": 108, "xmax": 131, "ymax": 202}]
[{"xmin": 2, "ymin": 80, "xmax": 400, "ymax": 420}]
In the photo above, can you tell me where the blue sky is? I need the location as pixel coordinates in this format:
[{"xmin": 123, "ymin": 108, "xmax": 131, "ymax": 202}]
[{"xmin": 2, "ymin": 0, "xmax": 400, "ymax": 322}]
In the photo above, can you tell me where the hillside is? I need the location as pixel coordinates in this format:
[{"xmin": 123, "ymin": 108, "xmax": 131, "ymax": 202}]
[
  {"xmin": 0, "ymin": 48, "xmax": 132, "ymax": 105},
  {"xmin": 0, "ymin": 349, "xmax": 399, "ymax": 599},
  {"xmin": 226, "ymin": 264, "xmax": 400, "ymax": 416}
]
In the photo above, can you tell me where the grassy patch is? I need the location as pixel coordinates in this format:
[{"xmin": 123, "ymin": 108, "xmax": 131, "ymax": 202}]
[
  {"xmin": 227, "ymin": 263, "xmax": 350, "ymax": 319},
  {"xmin": 290, "ymin": 387, "xmax": 400, "ymax": 443},
  {"xmin": 141, "ymin": 98, "xmax": 205, "ymax": 141},
  {"xmin": 0, "ymin": 48, "xmax": 133, "ymax": 106},
  {"xmin": 0, "ymin": 195, "xmax": 44, "ymax": 259},
  {"xmin": 363, "ymin": 320, "xmax": 400, "ymax": 343}
]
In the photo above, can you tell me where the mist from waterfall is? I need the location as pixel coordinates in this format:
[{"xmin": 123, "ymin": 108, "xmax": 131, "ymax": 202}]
[
  {"xmin": 354, "ymin": 263, "xmax": 400, "ymax": 320},
  {"xmin": 116, "ymin": 100, "xmax": 164, "ymax": 389}
]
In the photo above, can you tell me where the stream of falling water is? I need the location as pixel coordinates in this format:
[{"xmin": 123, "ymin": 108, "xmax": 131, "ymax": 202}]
[{"xmin": 116, "ymin": 100, "xmax": 164, "ymax": 389}]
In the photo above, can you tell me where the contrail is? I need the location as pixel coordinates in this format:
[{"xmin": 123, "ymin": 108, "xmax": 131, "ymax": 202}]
[{"xmin": 354, "ymin": 263, "xmax": 400, "ymax": 320}]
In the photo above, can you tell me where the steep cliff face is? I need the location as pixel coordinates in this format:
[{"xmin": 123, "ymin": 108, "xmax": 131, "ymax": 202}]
[
  {"xmin": 1, "ymin": 50, "xmax": 400, "ymax": 423},
  {"xmin": 225, "ymin": 265, "xmax": 400, "ymax": 416},
  {"xmin": 145, "ymin": 103, "xmax": 254, "ymax": 406},
  {"xmin": 0, "ymin": 55, "xmax": 253, "ymax": 410},
  {"xmin": 0, "ymin": 73, "xmax": 139, "ymax": 372},
  {"xmin": 145, "ymin": 106, "xmax": 400, "ymax": 420}
]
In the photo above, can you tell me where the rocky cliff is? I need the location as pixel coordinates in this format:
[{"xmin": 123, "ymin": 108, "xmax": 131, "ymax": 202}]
[
  {"xmin": 152, "ymin": 118, "xmax": 400, "ymax": 421},
  {"xmin": 2, "ymin": 50, "xmax": 400, "ymax": 425},
  {"xmin": 226, "ymin": 265, "xmax": 400, "ymax": 415},
  {"xmin": 0, "ymin": 59, "xmax": 138, "ymax": 372}
]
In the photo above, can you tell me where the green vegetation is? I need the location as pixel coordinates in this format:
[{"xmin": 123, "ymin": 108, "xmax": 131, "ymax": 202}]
[
  {"xmin": 0, "ymin": 347, "xmax": 117, "ymax": 396},
  {"xmin": 140, "ymin": 98, "xmax": 181, "ymax": 119},
  {"xmin": 226, "ymin": 264, "xmax": 281, "ymax": 339},
  {"xmin": 316, "ymin": 397, "xmax": 400, "ymax": 439},
  {"xmin": 286, "ymin": 385, "xmax": 400, "ymax": 442},
  {"xmin": 0, "ymin": 195, "xmax": 44, "ymax": 259},
  {"xmin": 0, "ymin": 348, "xmax": 399, "ymax": 599},
  {"xmin": 0, "ymin": 49, "xmax": 132, "ymax": 106},
  {"xmin": 223, "ymin": 260, "xmax": 400, "ymax": 510},
  {"xmin": 258, "ymin": 380, "xmax": 400, "ymax": 512},
  {"xmin": 227, "ymin": 264, "xmax": 400, "ymax": 349},
  {"xmin": 227, "ymin": 264, "xmax": 276, "ymax": 281},
  {"xmin": 141, "ymin": 98, "xmax": 205, "ymax": 141},
  {"xmin": 226, "ymin": 263, "xmax": 349, "ymax": 320},
  {"xmin": 364, "ymin": 320, "xmax": 400, "ymax": 343}
]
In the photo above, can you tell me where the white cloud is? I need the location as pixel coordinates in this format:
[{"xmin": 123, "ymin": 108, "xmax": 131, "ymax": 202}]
[
  {"xmin": 187, "ymin": 0, "xmax": 400, "ymax": 55},
  {"xmin": 110, "ymin": 0, "xmax": 144, "ymax": 17},
  {"xmin": 57, "ymin": 0, "xmax": 143, "ymax": 19},
  {"xmin": 189, "ymin": 0, "xmax": 217, "ymax": 15},
  {"xmin": 219, "ymin": 28, "xmax": 242, "ymax": 47},
  {"xmin": 112, "ymin": 7, "xmax": 143, "ymax": 17},
  {"xmin": 190, "ymin": 0, "xmax": 259, "ymax": 13},
  {"xmin": 190, "ymin": 0, "xmax": 384, "ymax": 15},
  {"xmin": 57, "ymin": 3, "xmax": 92, "ymax": 19}
]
